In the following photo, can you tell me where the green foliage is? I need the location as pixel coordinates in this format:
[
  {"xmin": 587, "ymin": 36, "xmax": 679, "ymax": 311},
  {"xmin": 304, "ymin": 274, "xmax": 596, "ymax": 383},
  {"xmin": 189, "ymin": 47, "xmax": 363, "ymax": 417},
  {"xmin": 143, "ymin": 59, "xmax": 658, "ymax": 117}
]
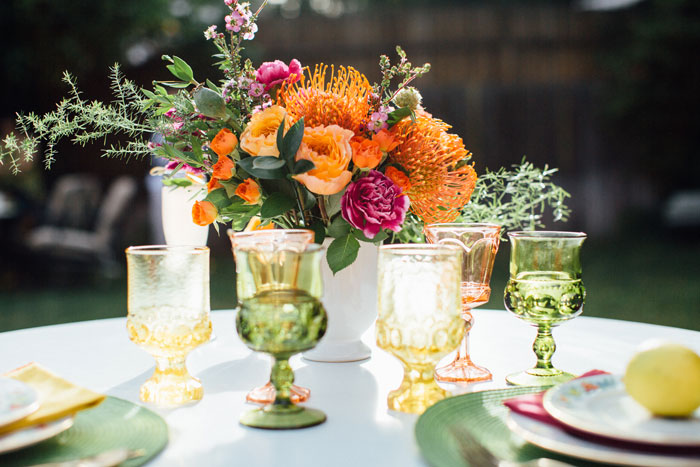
[
  {"xmin": 376, "ymin": 46, "xmax": 431, "ymax": 107},
  {"xmin": 459, "ymin": 158, "xmax": 571, "ymax": 233},
  {"xmin": 326, "ymin": 234, "xmax": 360, "ymax": 275}
]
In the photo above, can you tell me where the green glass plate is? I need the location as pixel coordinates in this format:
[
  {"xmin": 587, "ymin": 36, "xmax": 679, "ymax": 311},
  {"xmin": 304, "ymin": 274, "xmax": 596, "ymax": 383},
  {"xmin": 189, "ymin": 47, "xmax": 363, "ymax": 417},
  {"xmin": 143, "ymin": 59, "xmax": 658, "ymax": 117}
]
[
  {"xmin": 415, "ymin": 387, "xmax": 599, "ymax": 467},
  {"xmin": 0, "ymin": 396, "xmax": 168, "ymax": 467}
]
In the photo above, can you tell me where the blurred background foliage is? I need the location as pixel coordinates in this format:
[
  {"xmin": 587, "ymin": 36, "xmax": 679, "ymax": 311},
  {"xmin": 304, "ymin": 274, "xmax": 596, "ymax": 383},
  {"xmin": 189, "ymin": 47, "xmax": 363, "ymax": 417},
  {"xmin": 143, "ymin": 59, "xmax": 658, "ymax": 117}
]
[{"xmin": 1, "ymin": 0, "xmax": 698, "ymax": 332}]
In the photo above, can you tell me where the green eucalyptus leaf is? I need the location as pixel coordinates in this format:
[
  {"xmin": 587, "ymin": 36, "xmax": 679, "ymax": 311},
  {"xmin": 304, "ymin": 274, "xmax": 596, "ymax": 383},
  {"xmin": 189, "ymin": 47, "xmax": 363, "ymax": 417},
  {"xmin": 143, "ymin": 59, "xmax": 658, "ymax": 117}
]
[
  {"xmin": 204, "ymin": 188, "xmax": 230, "ymax": 208},
  {"xmin": 276, "ymin": 119, "xmax": 285, "ymax": 159},
  {"xmin": 238, "ymin": 157, "xmax": 287, "ymax": 180},
  {"xmin": 253, "ymin": 156, "xmax": 287, "ymax": 170},
  {"xmin": 326, "ymin": 234, "xmax": 360, "ymax": 275},
  {"xmin": 309, "ymin": 221, "xmax": 326, "ymax": 244},
  {"xmin": 387, "ymin": 107, "xmax": 414, "ymax": 128},
  {"xmin": 324, "ymin": 193, "xmax": 343, "ymax": 218},
  {"xmin": 353, "ymin": 229, "xmax": 389, "ymax": 244},
  {"xmin": 281, "ymin": 118, "xmax": 304, "ymax": 162},
  {"xmin": 171, "ymin": 56, "xmax": 194, "ymax": 82},
  {"xmin": 327, "ymin": 215, "xmax": 351, "ymax": 238},
  {"xmin": 260, "ymin": 192, "xmax": 296, "ymax": 218},
  {"xmin": 159, "ymin": 81, "xmax": 191, "ymax": 89},
  {"xmin": 292, "ymin": 159, "xmax": 315, "ymax": 175},
  {"xmin": 194, "ymin": 87, "xmax": 227, "ymax": 119}
]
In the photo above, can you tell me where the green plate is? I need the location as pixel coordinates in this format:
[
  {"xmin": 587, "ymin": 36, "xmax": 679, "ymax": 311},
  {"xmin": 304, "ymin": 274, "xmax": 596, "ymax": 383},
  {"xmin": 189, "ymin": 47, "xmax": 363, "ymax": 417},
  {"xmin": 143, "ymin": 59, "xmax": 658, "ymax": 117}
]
[
  {"xmin": 0, "ymin": 396, "xmax": 168, "ymax": 467},
  {"xmin": 415, "ymin": 387, "xmax": 601, "ymax": 467}
]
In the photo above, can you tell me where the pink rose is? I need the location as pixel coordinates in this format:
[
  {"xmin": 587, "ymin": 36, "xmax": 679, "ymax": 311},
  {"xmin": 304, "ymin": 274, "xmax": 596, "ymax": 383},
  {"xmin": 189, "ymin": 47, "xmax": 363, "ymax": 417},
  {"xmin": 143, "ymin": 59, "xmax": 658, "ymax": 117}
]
[
  {"xmin": 255, "ymin": 59, "xmax": 302, "ymax": 91},
  {"xmin": 341, "ymin": 170, "xmax": 409, "ymax": 239}
]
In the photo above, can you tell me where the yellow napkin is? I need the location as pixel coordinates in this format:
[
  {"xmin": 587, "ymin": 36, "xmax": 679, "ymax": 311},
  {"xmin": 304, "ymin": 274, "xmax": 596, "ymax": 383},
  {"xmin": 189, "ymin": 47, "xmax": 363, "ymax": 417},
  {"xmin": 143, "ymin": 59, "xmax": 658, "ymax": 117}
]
[{"xmin": 1, "ymin": 362, "xmax": 105, "ymax": 434}]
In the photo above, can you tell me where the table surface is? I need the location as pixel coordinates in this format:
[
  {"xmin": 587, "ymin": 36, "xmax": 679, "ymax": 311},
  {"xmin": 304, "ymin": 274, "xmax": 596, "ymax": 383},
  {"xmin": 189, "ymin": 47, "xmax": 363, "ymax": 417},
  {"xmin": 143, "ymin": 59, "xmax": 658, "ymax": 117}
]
[{"xmin": 1, "ymin": 310, "xmax": 699, "ymax": 467}]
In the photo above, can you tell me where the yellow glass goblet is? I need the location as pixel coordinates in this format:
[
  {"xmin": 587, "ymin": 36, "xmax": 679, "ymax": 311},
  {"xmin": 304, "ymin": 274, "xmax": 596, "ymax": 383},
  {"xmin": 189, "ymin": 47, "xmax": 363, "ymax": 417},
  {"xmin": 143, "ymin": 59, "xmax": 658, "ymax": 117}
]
[
  {"xmin": 376, "ymin": 244, "xmax": 464, "ymax": 414},
  {"xmin": 126, "ymin": 245, "xmax": 212, "ymax": 406},
  {"xmin": 228, "ymin": 229, "xmax": 315, "ymax": 405}
]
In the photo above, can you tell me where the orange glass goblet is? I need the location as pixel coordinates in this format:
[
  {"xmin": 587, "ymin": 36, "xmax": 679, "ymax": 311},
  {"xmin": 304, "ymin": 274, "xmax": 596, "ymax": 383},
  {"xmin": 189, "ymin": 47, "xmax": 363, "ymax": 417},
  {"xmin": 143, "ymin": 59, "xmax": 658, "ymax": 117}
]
[
  {"xmin": 424, "ymin": 223, "xmax": 501, "ymax": 384},
  {"xmin": 228, "ymin": 229, "xmax": 315, "ymax": 404}
]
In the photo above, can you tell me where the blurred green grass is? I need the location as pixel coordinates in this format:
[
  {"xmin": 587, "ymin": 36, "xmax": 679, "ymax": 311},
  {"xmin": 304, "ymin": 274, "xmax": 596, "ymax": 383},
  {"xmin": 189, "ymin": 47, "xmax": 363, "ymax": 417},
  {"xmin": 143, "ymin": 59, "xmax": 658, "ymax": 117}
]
[{"xmin": 1, "ymin": 230, "xmax": 699, "ymax": 333}]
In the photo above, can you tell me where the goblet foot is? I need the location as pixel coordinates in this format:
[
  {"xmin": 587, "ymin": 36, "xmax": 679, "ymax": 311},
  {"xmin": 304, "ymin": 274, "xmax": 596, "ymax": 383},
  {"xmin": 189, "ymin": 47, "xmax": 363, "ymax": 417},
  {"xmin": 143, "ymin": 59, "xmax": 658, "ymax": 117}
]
[
  {"xmin": 506, "ymin": 368, "xmax": 575, "ymax": 387},
  {"xmin": 434, "ymin": 357, "xmax": 492, "ymax": 384},
  {"xmin": 387, "ymin": 379, "xmax": 450, "ymax": 414},
  {"xmin": 246, "ymin": 382, "xmax": 310, "ymax": 404},
  {"xmin": 139, "ymin": 372, "xmax": 203, "ymax": 406},
  {"xmin": 240, "ymin": 404, "xmax": 326, "ymax": 429}
]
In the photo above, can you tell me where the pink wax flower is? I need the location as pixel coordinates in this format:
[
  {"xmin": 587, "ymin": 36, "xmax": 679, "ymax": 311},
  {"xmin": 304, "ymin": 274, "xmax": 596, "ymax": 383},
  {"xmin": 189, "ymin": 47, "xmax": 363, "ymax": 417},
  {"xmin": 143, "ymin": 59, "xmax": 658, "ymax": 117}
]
[
  {"xmin": 255, "ymin": 59, "xmax": 302, "ymax": 91},
  {"xmin": 341, "ymin": 170, "xmax": 409, "ymax": 239}
]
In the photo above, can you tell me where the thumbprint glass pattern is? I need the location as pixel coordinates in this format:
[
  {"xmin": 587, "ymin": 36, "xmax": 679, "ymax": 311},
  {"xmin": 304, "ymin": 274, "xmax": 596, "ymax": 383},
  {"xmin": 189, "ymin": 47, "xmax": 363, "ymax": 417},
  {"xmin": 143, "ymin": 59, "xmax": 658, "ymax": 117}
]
[
  {"xmin": 228, "ymin": 229, "xmax": 315, "ymax": 405},
  {"xmin": 424, "ymin": 223, "xmax": 501, "ymax": 384},
  {"xmin": 376, "ymin": 244, "xmax": 464, "ymax": 414},
  {"xmin": 504, "ymin": 231, "xmax": 586, "ymax": 387},
  {"xmin": 126, "ymin": 246, "xmax": 212, "ymax": 406}
]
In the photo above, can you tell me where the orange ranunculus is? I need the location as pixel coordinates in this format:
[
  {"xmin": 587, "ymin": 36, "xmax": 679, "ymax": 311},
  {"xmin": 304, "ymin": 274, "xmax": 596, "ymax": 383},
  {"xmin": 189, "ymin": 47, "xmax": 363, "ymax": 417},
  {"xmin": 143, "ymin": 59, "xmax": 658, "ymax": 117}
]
[
  {"xmin": 207, "ymin": 177, "xmax": 223, "ymax": 192},
  {"xmin": 239, "ymin": 105, "xmax": 288, "ymax": 157},
  {"xmin": 385, "ymin": 166, "xmax": 412, "ymax": 193},
  {"xmin": 212, "ymin": 155, "xmax": 235, "ymax": 180},
  {"xmin": 350, "ymin": 136, "xmax": 382, "ymax": 169},
  {"xmin": 210, "ymin": 128, "xmax": 238, "ymax": 158},
  {"xmin": 372, "ymin": 129, "xmax": 399, "ymax": 153},
  {"xmin": 244, "ymin": 216, "xmax": 275, "ymax": 231},
  {"xmin": 192, "ymin": 200, "xmax": 217, "ymax": 226},
  {"xmin": 293, "ymin": 125, "xmax": 354, "ymax": 195},
  {"xmin": 235, "ymin": 178, "xmax": 261, "ymax": 204}
]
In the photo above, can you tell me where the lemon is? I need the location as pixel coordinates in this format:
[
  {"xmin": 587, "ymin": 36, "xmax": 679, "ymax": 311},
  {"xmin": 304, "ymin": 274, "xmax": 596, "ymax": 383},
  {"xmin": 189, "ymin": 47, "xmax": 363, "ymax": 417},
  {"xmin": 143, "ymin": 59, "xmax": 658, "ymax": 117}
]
[{"xmin": 624, "ymin": 341, "xmax": 700, "ymax": 417}]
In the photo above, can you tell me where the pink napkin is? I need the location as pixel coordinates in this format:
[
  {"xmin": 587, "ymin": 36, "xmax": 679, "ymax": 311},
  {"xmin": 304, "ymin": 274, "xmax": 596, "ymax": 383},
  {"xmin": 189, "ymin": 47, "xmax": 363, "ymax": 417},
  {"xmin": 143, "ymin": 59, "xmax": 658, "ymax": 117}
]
[{"xmin": 503, "ymin": 370, "xmax": 700, "ymax": 454}]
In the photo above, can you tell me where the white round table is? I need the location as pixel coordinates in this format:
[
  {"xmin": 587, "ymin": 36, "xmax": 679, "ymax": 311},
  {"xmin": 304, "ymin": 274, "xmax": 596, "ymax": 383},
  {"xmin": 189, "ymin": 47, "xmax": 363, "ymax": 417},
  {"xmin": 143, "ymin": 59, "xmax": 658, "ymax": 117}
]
[{"xmin": 1, "ymin": 310, "xmax": 698, "ymax": 466}]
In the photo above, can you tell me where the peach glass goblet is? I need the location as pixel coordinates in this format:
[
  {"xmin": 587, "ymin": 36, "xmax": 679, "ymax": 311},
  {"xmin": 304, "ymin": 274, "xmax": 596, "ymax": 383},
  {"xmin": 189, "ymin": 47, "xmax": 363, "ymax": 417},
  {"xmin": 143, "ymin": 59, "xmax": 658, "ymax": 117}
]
[
  {"xmin": 424, "ymin": 223, "xmax": 501, "ymax": 384},
  {"xmin": 228, "ymin": 229, "xmax": 314, "ymax": 405}
]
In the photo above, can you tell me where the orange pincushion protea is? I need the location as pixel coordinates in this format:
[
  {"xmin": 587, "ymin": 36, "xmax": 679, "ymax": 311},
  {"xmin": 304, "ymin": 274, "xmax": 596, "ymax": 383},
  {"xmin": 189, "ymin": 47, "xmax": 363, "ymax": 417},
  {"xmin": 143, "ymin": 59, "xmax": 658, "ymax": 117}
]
[
  {"xmin": 279, "ymin": 64, "xmax": 373, "ymax": 135},
  {"xmin": 389, "ymin": 116, "xmax": 477, "ymax": 224}
]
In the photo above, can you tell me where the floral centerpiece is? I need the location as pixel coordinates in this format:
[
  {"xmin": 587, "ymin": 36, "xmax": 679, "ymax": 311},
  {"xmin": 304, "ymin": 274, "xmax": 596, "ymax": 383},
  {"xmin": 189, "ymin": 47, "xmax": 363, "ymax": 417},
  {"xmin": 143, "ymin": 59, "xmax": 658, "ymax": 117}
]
[{"xmin": 0, "ymin": 0, "xmax": 570, "ymax": 273}]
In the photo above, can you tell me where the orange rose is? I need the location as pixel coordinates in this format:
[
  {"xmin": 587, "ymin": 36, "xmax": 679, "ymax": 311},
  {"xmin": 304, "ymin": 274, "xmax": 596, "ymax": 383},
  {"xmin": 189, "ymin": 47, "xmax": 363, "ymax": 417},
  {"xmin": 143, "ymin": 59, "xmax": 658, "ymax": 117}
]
[
  {"xmin": 207, "ymin": 177, "xmax": 222, "ymax": 192},
  {"xmin": 192, "ymin": 200, "xmax": 217, "ymax": 226},
  {"xmin": 372, "ymin": 129, "xmax": 399, "ymax": 153},
  {"xmin": 385, "ymin": 166, "xmax": 412, "ymax": 193},
  {"xmin": 350, "ymin": 136, "xmax": 382, "ymax": 169},
  {"xmin": 212, "ymin": 155, "xmax": 235, "ymax": 180},
  {"xmin": 235, "ymin": 178, "xmax": 261, "ymax": 204},
  {"xmin": 293, "ymin": 125, "xmax": 354, "ymax": 195},
  {"xmin": 239, "ymin": 105, "xmax": 288, "ymax": 157},
  {"xmin": 210, "ymin": 128, "xmax": 238, "ymax": 158}
]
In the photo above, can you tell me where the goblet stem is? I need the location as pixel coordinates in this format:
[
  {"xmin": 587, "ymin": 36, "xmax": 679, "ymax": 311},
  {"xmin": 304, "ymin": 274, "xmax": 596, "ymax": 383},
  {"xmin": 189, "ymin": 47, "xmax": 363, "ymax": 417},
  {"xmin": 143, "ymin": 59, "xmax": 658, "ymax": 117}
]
[
  {"xmin": 140, "ymin": 355, "xmax": 202, "ymax": 406},
  {"xmin": 270, "ymin": 357, "xmax": 295, "ymax": 408},
  {"xmin": 434, "ymin": 309, "xmax": 492, "ymax": 383},
  {"xmin": 389, "ymin": 363, "xmax": 450, "ymax": 414},
  {"xmin": 533, "ymin": 325, "xmax": 556, "ymax": 371}
]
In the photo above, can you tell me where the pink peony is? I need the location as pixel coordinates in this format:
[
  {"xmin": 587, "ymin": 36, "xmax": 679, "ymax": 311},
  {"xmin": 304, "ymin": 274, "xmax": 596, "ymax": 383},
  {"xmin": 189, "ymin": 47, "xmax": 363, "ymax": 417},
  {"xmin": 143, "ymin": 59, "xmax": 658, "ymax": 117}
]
[
  {"xmin": 255, "ymin": 59, "xmax": 302, "ymax": 91},
  {"xmin": 341, "ymin": 170, "xmax": 409, "ymax": 239}
]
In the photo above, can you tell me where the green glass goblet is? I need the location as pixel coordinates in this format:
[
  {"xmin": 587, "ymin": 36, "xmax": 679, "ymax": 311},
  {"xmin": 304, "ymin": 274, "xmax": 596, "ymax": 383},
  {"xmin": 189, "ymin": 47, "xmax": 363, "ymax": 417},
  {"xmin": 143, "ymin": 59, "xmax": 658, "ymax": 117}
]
[
  {"xmin": 235, "ymin": 244, "xmax": 327, "ymax": 429},
  {"xmin": 504, "ymin": 231, "xmax": 586, "ymax": 387}
]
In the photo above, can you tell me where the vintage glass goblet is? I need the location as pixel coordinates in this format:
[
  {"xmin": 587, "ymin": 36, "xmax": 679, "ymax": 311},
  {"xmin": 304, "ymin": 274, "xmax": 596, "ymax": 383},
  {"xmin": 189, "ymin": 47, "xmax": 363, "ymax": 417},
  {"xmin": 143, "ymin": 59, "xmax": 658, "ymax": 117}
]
[
  {"xmin": 228, "ymin": 229, "xmax": 315, "ymax": 405},
  {"xmin": 236, "ymin": 243, "xmax": 327, "ymax": 429},
  {"xmin": 376, "ymin": 244, "xmax": 464, "ymax": 414},
  {"xmin": 504, "ymin": 231, "xmax": 586, "ymax": 387},
  {"xmin": 125, "ymin": 245, "xmax": 212, "ymax": 406},
  {"xmin": 424, "ymin": 223, "xmax": 501, "ymax": 384}
]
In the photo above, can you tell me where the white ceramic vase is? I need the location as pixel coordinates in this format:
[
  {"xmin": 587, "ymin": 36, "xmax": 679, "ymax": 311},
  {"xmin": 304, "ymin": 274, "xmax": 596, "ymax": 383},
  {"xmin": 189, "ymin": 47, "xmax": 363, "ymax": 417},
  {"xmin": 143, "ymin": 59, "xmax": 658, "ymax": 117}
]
[
  {"xmin": 303, "ymin": 239, "xmax": 379, "ymax": 362},
  {"xmin": 161, "ymin": 184, "xmax": 209, "ymax": 246}
]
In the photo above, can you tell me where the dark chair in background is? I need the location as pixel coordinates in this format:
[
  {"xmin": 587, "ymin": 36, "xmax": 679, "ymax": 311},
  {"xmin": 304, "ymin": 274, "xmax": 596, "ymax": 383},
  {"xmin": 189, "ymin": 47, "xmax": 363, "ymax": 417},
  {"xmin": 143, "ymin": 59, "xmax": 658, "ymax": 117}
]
[{"xmin": 26, "ymin": 175, "xmax": 138, "ymax": 277}]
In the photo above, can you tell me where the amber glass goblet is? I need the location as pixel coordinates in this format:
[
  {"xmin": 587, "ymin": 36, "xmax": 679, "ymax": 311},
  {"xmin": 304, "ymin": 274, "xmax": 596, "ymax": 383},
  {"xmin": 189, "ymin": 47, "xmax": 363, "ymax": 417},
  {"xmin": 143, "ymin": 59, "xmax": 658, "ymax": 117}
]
[
  {"xmin": 504, "ymin": 231, "xmax": 586, "ymax": 387},
  {"xmin": 236, "ymin": 243, "xmax": 327, "ymax": 429},
  {"xmin": 126, "ymin": 246, "xmax": 212, "ymax": 406},
  {"xmin": 424, "ymin": 223, "xmax": 501, "ymax": 384},
  {"xmin": 376, "ymin": 244, "xmax": 464, "ymax": 414},
  {"xmin": 228, "ymin": 229, "xmax": 314, "ymax": 405}
]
